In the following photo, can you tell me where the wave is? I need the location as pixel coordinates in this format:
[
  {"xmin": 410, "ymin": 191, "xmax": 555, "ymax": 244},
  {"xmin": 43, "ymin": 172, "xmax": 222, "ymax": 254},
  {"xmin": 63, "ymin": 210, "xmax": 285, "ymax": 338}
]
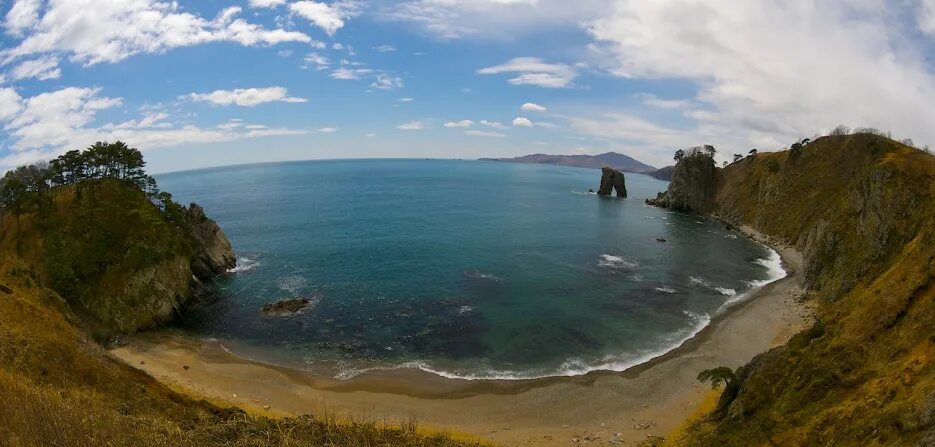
[
  {"xmin": 228, "ymin": 256, "xmax": 260, "ymax": 273},
  {"xmin": 598, "ymin": 254, "xmax": 639, "ymax": 270},
  {"xmin": 463, "ymin": 270, "xmax": 503, "ymax": 282},
  {"xmin": 277, "ymin": 275, "xmax": 308, "ymax": 293},
  {"xmin": 654, "ymin": 287, "xmax": 677, "ymax": 294},
  {"xmin": 333, "ymin": 311, "xmax": 713, "ymax": 381},
  {"xmin": 717, "ymin": 247, "xmax": 788, "ymax": 312}
]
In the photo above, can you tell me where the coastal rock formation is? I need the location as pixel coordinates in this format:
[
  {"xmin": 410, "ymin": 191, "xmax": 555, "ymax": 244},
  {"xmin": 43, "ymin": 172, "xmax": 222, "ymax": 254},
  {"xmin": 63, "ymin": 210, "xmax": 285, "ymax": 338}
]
[
  {"xmin": 0, "ymin": 179, "xmax": 237, "ymax": 333},
  {"xmin": 670, "ymin": 134, "xmax": 935, "ymax": 445},
  {"xmin": 187, "ymin": 203, "xmax": 237, "ymax": 280},
  {"xmin": 597, "ymin": 167, "xmax": 627, "ymax": 197},
  {"xmin": 262, "ymin": 298, "xmax": 312, "ymax": 316},
  {"xmin": 645, "ymin": 152, "xmax": 719, "ymax": 212}
]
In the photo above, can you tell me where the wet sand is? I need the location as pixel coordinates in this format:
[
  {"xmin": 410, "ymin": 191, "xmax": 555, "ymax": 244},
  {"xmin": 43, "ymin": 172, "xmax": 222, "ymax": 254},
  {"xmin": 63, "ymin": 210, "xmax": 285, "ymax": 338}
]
[{"xmin": 111, "ymin": 228, "xmax": 813, "ymax": 446}]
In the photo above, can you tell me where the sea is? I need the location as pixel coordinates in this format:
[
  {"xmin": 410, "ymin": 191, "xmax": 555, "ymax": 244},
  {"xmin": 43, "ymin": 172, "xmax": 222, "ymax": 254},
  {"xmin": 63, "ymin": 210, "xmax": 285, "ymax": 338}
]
[{"xmin": 157, "ymin": 159, "xmax": 785, "ymax": 381}]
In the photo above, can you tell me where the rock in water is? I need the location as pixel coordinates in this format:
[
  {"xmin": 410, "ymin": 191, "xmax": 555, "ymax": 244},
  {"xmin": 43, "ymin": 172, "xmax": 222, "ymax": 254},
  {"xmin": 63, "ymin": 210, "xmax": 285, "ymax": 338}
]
[
  {"xmin": 262, "ymin": 298, "xmax": 312, "ymax": 317},
  {"xmin": 597, "ymin": 167, "xmax": 628, "ymax": 197},
  {"xmin": 645, "ymin": 150, "xmax": 719, "ymax": 212},
  {"xmin": 187, "ymin": 203, "xmax": 237, "ymax": 279}
]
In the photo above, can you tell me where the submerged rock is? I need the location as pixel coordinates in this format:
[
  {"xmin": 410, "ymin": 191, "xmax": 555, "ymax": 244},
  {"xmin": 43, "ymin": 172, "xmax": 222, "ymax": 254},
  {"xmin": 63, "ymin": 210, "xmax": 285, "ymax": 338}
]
[
  {"xmin": 262, "ymin": 298, "xmax": 312, "ymax": 316},
  {"xmin": 597, "ymin": 167, "xmax": 627, "ymax": 197}
]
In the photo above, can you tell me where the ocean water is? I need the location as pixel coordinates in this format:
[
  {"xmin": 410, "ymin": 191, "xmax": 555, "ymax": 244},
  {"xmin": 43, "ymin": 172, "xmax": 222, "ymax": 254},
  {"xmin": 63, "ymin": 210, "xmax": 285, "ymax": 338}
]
[{"xmin": 158, "ymin": 159, "xmax": 784, "ymax": 380}]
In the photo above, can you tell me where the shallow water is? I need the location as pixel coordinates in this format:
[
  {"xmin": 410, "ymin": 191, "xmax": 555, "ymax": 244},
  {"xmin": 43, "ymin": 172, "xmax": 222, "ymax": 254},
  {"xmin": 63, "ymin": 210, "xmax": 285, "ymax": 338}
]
[{"xmin": 158, "ymin": 159, "xmax": 783, "ymax": 380}]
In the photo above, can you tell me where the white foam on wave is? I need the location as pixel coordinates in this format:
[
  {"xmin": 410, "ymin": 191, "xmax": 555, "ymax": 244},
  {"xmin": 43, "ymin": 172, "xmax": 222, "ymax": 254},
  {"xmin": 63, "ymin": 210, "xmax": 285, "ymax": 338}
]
[
  {"xmin": 654, "ymin": 287, "xmax": 677, "ymax": 294},
  {"xmin": 598, "ymin": 254, "xmax": 639, "ymax": 270},
  {"xmin": 277, "ymin": 275, "xmax": 308, "ymax": 293},
  {"xmin": 333, "ymin": 312, "xmax": 714, "ymax": 381},
  {"xmin": 717, "ymin": 246, "xmax": 788, "ymax": 312},
  {"xmin": 689, "ymin": 276, "xmax": 736, "ymax": 296},
  {"xmin": 228, "ymin": 256, "xmax": 260, "ymax": 273}
]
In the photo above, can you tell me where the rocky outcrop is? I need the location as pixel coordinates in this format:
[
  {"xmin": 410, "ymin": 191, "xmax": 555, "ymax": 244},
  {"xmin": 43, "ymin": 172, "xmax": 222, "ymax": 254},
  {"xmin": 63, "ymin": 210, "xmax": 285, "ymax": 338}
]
[
  {"xmin": 645, "ymin": 153, "xmax": 719, "ymax": 212},
  {"xmin": 187, "ymin": 203, "xmax": 236, "ymax": 280},
  {"xmin": 262, "ymin": 298, "xmax": 312, "ymax": 317},
  {"xmin": 597, "ymin": 167, "xmax": 627, "ymax": 197}
]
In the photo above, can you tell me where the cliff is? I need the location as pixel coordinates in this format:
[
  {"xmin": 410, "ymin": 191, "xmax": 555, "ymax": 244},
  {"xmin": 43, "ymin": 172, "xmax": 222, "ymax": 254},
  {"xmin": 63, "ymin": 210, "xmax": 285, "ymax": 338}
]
[
  {"xmin": 645, "ymin": 153, "xmax": 719, "ymax": 212},
  {"xmin": 0, "ymin": 179, "xmax": 235, "ymax": 334},
  {"xmin": 653, "ymin": 134, "xmax": 935, "ymax": 445},
  {"xmin": 597, "ymin": 166, "xmax": 627, "ymax": 197}
]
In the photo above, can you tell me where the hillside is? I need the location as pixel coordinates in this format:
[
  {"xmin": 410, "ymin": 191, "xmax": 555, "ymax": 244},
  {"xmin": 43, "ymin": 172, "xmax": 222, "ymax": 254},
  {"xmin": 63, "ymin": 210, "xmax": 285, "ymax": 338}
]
[
  {"xmin": 651, "ymin": 134, "xmax": 934, "ymax": 445},
  {"xmin": 0, "ymin": 143, "xmax": 482, "ymax": 447},
  {"xmin": 482, "ymin": 151, "xmax": 656, "ymax": 173}
]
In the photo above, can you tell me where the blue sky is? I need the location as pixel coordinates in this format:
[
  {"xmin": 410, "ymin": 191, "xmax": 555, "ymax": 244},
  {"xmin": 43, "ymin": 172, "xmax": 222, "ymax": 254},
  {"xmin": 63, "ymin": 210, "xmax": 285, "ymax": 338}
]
[{"xmin": 1, "ymin": 0, "xmax": 935, "ymax": 173}]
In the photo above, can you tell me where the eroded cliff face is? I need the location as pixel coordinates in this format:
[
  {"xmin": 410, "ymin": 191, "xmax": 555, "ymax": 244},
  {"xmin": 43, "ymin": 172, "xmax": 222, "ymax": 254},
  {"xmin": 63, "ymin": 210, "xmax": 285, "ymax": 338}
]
[
  {"xmin": 597, "ymin": 167, "xmax": 627, "ymax": 197},
  {"xmin": 187, "ymin": 203, "xmax": 236, "ymax": 280},
  {"xmin": 0, "ymin": 180, "xmax": 236, "ymax": 334},
  {"xmin": 645, "ymin": 153, "xmax": 719, "ymax": 212},
  {"xmin": 675, "ymin": 134, "xmax": 935, "ymax": 445}
]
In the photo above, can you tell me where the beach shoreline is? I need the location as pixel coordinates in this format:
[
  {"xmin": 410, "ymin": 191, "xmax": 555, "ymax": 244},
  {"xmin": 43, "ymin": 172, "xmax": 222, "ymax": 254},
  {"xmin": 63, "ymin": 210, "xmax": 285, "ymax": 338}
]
[{"xmin": 111, "ymin": 226, "xmax": 813, "ymax": 446}]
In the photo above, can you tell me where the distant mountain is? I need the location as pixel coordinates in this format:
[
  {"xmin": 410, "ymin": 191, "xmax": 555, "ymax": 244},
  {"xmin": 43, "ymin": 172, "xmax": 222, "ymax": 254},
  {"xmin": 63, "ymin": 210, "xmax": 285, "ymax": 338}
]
[
  {"xmin": 481, "ymin": 152, "xmax": 657, "ymax": 173},
  {"xmin": 647, "ymin": 165, "xmax": 675, "ymax": 181}
]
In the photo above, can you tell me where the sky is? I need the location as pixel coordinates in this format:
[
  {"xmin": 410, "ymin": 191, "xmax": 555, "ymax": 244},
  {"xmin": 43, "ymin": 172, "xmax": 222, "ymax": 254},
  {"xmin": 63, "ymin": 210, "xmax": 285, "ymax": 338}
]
[{"xmin": 1, "ymin": 0, "xmax": 934, "ymax": 174}]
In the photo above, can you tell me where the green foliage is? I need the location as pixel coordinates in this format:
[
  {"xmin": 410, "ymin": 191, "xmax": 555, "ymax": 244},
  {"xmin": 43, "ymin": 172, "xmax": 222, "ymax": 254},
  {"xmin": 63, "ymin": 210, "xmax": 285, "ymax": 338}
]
[{"xmin": 697, "ymin": 367, "xmax": 737, "ymax": 390}]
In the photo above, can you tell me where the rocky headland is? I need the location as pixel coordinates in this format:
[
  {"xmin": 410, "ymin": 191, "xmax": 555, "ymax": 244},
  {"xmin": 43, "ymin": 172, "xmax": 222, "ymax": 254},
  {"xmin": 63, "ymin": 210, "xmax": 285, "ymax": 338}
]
[{"xmin": 597, "ymin": 166, "xmax": 627, "ymax": 197}]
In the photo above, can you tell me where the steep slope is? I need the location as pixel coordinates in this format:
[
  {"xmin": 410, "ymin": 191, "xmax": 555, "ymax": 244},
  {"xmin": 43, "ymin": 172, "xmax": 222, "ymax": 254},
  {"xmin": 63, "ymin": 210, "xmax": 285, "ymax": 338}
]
[
  {"xmin": 662, "ymin": 134, "xmax": 935, "ymax": 445},
  {"xmin": 0, "ymin": 179, "xmax": 235, "ymax": 334},
  {"xmin": 482, "ymin": 151, "xmax": 656, "ymax": 173},
  {"xmin": 646, "ymin": 153, "xmax": 720, "ymax": 212}
]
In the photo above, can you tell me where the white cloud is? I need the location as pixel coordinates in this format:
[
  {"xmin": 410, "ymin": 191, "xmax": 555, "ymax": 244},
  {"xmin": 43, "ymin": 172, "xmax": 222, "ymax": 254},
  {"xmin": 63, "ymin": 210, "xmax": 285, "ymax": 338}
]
[
  {"xmin": 513, "ymin": 117, "xmax": 533, "ymax": 127},
  {"xmin": 303, "ymin": 52, "xmax": 330, "ymax": 70},
  {"xmin": 364, "ymin": 133, "xmax": 376, "ymax": 137},
  {"xmin": 921, "ymin": 0, "xmax": 935, "ymax": 34},
  {"xmin": 375, "ymin": 44, "xmax": 398, "ymax": 52},
  {"xmin": 480, "ymin": 120, "xmax": 506, "ymax": 129},
  {"xmin": 249, "ymin": 0, "xmax": 287, "ymax": 8},
  {"xmin": 384, "ymin": 0, "xmax": 608, "ymax": 39},
  {"xmin": 584, "ymin": 0, "xmax": 935, "ymax": 163},
  {"xmin": 330, "ymin": 68, "xmax": 373, "ymax": 80},
  {"xmin": 0, "ymin": 88, "xmax": 23, "ymax": 122},
  {"xmin": 466, "ymin": 130, "xmax": 506, "ymax": 137},
  {"xmin": 371, "ymin": 74, "xmax": 403, "ymax": 90},
  {"xmin": 186, "ymin": 87, "xmax": 307, "ymax": 107},
  {"xmin": 290, "ymin": 1, "xmax": 358, "ymax": 36},
  {"xmin": 635, "ymin": 93, "xmax": 692, "ymax": 110},
  {"xmin": 478, "ymin": 57, "xmax": 577, "ymax": 88},
  {"xmin": 10, "ymin": 55, "xmax": 60, "ymax": 81},
  {"xmin": 4, "ymin": 0, "xmax": 41, "ymax": 37},
  {"xmin": 521, "ymin": 102, "xmax": 547, "ymax": 112},
  {"xmin": 317, "ymin": 127, "xmax": 338, "ymax": 133},
  {"xmin": 0, "ymin": 87, "xmax": 308, "ymax": 170},
  {"xmin": 1, "ymin": 2, "xmax": 312, "ymax": 66},
  {"xmin": 397, "ymin": 120, "xmax": 424, "ymax": 130},
  {"xmin": 444, "ymin": 120, "xmax": 474, "ymax": 128},
  {"xmin": 399, "ymin": 97, "xmax": 414, "ymax": 102}
]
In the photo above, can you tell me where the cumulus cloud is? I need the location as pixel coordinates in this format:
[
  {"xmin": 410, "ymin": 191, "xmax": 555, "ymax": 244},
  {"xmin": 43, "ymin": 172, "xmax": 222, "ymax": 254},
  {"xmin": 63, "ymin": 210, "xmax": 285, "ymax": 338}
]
[
  {"xmin": 1, "ymin": 2, "xmax": 311, "ymax": 66},
  {"xmin": 303, "ymin": 52, "xmax": 330, "ymax": 70},
  {"xmin": 575, "ymin": 0, "xmax": 935, "ymax": 165},
  {"xmin": 478, "ymin": 57, "xmax": 577, "ymax": 88},
  {"xmin": 444, "ymin": 120, "xmax": 474, "ymax": 128},
  {"xmin": 290, "ymin": 1, "xmax": 359, "ymax": 36},
  {"xmin": 4, "ymin": 0, "xmax": 41, "ymax": 37},
  {"xmin": 521, "ymin": 102, "xmax": 547, "ymax": 112},
  {"xmin": 371, "ymin": 74, "xmax": 404, "ymax": 90},
  {"xmin": 317, "ymin": 127, "xmax": 338, "ymax": 133},
  {"xmin": 921, "ymin": 0, "xmax": 935, "ymax": 34},
  {"xmin": 249, "ymin": 0, "xmax": 287, "ymax": 8},
  {"xmin": 10, "ymin": 55, "xmax": 61, "ymax": 81},
  {"xmin": 397, "ymin": 120, "xmax": 424, "ymax": 130},
  {"xmin": 330, "ymin": 67, "xmax": 374, "ymax": 80},
  {"xmin": 186, "ymin": 87, "xmax": 307, "ymax": 107},
  {"xmin": 480, "ymin": 120, "xmax": 507, "ymax": 129},
  {"xmin": 513, "ymin": 117, "xmax": 533, "ymax": 127},
  {"xmin": 0, "ymin": 87, "xmax": 307, "ymax": 170}
]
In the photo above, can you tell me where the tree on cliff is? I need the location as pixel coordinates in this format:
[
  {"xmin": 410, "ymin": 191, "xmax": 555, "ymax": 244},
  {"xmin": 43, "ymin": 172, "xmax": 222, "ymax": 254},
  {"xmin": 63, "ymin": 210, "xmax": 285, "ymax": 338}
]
[
  {"xmin": 734, "ymin": 154, "xmax": 743, "ymax": 163},
  {"xmin": 674, "ymin": 149, "xmax": 686, "ymax": 162},
  {"xmin": 704, "ymin": 145, "xmax": 716, "ymax": 158},
  {"xmin": 748, "ymin": 148, "xmax": 758, "ymax": 156}
]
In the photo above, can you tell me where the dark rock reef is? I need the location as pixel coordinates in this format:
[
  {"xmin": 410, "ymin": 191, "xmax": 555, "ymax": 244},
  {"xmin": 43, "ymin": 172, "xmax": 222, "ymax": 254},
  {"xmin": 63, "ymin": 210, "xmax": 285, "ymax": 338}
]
[
  {"xmin": 262, "ymin": 298, "xmax": 312, "ymax": 317},
  {"xmin": 597, "ymin": 166, "xmax": 627, "ymax": 197}
]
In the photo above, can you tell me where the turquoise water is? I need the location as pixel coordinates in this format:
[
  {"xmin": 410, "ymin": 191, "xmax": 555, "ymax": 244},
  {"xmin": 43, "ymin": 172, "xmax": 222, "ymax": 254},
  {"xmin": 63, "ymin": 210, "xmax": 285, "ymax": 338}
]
[{"xmin": 158, "ymin": 160, "xmax": 784, "ymax": 380}]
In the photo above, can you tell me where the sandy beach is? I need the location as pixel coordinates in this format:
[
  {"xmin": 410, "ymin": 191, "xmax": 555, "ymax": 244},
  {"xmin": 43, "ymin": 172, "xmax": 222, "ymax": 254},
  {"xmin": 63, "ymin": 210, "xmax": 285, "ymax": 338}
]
[{"xmin": 111, "ymin": 228, "xmax": 813, "ymax": 446}]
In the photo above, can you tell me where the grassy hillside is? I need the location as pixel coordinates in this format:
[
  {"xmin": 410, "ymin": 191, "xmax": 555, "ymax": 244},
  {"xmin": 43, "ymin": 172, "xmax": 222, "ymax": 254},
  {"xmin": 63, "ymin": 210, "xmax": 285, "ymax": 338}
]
[
  {"xmin": 0, "ymin": 181, "xmax": 484, "ymax": 446},
  {"xmin": 0, "ymin": 179, "xmax": 196, "ymax": 334},
  {"xmin": 684, "ymin": 134, "xmax": 935, "ymax": 445}
]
